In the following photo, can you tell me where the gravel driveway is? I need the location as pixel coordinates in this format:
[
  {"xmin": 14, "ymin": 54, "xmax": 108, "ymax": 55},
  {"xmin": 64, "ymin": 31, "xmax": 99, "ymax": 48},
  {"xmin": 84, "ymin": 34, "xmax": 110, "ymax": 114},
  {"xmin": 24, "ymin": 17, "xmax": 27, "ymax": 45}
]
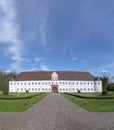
[{"xmin": 0, "ymin": 93, "xmax": 114, "ymax": 130}]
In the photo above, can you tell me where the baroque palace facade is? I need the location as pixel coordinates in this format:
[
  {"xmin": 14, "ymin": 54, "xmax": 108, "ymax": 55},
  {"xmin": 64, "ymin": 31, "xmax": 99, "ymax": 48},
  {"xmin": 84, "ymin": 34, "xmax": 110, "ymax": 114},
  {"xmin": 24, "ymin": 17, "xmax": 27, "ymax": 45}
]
[{"xmin": 9, "ymin": 71, "xmax": 102, "ymax": 93}]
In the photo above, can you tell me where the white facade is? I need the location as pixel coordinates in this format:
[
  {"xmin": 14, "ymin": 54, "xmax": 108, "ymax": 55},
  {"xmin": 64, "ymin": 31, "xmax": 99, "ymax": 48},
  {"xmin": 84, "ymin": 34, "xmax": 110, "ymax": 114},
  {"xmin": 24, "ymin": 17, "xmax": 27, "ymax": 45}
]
[{"xmin": 9, "ymin": 72, "xmax": 102, "ymax": 93}]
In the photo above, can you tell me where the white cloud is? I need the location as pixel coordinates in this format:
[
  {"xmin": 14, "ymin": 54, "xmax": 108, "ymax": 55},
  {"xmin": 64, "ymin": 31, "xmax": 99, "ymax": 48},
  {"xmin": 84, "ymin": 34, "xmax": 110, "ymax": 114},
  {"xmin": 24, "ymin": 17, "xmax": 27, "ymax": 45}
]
[
  {"xmin": 29, "ymin": 68, "xmax": 38, "ymax": 71},
  {"xmin": 106, "ymin": 63, "xmax": 114, "ymax": 68},
  {"xmin": 34, "ymin": 57, "xmax": 44, "ymax": 63},
  {"xmin": 72, "ymin": 57, "xmax": 78, "ymax": 61},
  {"xmin": 0, "ymin": 0, "xmax": 23, "ymax": 72},
  {"xmin": 101, "ymin": 69, "xmax": 108, "ymax": 74},
  {"xmin": 10, "ymin": 61, "xmax": 23, "ymax": 72},
  {"xmin": 97, "ymin": 63, "xmax": 114, "ymax": 75},
  {"xmin": 38, "ymin": 0, "xmax": 55, "ymax": 47},
  {"xmin": 41, "ymin": 65, "xmax": 50, "ymax": 71},
  {"xmin": 72, "ymin": 57, "xmax": 88, "ymax": 63},
  {"xmin": 80, "ymin": 59, "xmax": 88, "ymax": 63}
]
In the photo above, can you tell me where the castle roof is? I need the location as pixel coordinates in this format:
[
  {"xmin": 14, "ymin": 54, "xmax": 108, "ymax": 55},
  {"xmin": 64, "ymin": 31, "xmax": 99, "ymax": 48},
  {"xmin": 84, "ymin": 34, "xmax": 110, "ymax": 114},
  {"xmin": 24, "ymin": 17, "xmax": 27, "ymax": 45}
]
[{"xmin": 15, "ymin": 71, "xmax": 95, "ymax": 81}]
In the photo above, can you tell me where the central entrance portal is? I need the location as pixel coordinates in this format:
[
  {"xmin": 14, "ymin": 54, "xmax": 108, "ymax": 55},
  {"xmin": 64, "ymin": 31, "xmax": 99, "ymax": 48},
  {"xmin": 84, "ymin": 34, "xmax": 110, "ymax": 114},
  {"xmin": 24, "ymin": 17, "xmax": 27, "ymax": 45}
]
[{"xmin": 51, "ymin": 85, "xmax": 58, "ymax": 93}]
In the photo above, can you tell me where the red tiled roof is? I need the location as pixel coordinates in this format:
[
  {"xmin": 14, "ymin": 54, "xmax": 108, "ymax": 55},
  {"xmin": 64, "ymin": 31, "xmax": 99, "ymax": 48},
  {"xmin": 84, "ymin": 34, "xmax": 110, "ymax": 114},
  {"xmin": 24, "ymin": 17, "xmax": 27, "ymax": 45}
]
[{"xmin": 15, "ymin": 71, "xmax": 95, "ymax": 81}]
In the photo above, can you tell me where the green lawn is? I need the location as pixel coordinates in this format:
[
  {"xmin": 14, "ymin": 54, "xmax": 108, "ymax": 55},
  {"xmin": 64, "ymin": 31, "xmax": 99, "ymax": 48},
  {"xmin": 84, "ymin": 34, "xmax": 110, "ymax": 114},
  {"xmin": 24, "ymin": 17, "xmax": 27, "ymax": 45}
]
[
  {"xmin": 63, "ymin": 93, "xmax": 114, "ymax": 112},
  {"xmin": 77, "ymin": 91, "xmax": 114, "ymax": 97},
  {"xmin": 0, "ymin": 92, "xmax": 35, "ymax": 97},
  {"xmin": 0, "ymin": 93, "xmax": 48, "ymax": 112}
]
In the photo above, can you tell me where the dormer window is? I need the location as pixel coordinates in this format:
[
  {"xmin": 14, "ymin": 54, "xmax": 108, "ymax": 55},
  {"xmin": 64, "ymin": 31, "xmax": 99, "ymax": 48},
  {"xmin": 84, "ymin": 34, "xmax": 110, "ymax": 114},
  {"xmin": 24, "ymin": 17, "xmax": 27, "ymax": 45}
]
[{"xmin": 51, "ymin": 72, "xmax": 58, "ymax": 81}]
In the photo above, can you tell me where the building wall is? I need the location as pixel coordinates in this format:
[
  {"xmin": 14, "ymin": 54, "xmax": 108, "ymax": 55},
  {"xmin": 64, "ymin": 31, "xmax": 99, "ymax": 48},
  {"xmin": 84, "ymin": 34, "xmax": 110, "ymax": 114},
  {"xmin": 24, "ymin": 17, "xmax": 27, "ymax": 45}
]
[{"xmin": 9, "ymin": 80, "xmax": 102, "ymax": 93}]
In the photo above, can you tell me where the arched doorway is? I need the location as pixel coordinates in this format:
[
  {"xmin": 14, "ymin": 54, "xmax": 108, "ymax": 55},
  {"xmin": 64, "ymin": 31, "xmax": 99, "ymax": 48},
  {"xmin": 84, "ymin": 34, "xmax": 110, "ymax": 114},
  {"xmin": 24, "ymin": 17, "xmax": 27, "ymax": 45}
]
[{"xmin": 51, "ymin": 85, "xmax": 58, "ymax": 93}]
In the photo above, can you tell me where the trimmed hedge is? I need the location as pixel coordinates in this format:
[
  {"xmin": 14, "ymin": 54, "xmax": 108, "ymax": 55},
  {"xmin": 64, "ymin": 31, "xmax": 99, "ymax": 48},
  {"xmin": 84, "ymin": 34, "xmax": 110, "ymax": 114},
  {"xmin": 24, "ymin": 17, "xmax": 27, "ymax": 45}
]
[
  {"xmin": 102, "ymin": 90, "xmax": 108, "ymax": 95},
  {"xmin": 3, "ymin": 90, "xmax": 8, "ymax": 95},
  {"xmin": 0, "ymin": 93, "xmax": 45, "ymax": 100},
  {"xmin": 65, "ymin": 93, "xmax": 114, "ymax": 99}
]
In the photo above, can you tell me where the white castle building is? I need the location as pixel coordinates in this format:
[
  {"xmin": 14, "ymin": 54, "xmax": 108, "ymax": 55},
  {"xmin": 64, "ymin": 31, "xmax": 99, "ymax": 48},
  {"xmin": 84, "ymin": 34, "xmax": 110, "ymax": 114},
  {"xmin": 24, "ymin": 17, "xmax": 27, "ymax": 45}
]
[{"xmin": 9, "ymin": 71, "xmax": 102, "ymax": 93}]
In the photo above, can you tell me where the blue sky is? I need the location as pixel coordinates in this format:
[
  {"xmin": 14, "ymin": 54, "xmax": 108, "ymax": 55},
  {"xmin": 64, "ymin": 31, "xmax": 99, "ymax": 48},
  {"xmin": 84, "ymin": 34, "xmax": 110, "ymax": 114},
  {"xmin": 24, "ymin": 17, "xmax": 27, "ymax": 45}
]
[{"xmin": 0, "ymin": 0, "xmax": 114, "ymax": 76}]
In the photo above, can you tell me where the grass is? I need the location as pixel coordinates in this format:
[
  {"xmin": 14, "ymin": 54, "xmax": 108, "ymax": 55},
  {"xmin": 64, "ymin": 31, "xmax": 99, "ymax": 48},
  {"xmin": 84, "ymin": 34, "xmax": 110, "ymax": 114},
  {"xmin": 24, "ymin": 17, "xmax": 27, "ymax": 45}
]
[
  {"xmin": 0, "ymin": 92, "xmax": 46, "ymax": 100},
  {"xmin": 0, "ymin": 92, "xmax": 35, "ymax": 97},
  {"xmin": 66, "ymin": 91, "xmax": 114, "ymax": 99},
  {"xmin": 0, "ymin": 93, "xmax": 48, "ymax": 112},
  {"xmin": 63, "ymin": 93, "xmax": 114, "ymax": 112},
  {"xmin": 80, "ymin": 91, "xmax": 114, "ymax": 96}
]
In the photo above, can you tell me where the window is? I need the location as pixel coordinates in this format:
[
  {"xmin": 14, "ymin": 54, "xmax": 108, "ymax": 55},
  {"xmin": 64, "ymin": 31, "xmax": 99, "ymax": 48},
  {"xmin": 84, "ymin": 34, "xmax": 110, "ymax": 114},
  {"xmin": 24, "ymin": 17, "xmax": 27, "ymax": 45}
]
[
  {"xmin": 38, "ymin": 88, "xmax": 40, "ymax": 91},
  {"xmin": 98, "ymin": 82, "xmax": 100, "ymax": 85},
  {"xmin": 35, "ymin": 82, "xmax": 37, "ymax": 85},
  {"xmin": 21, "ymin": 82, "xmax": 23, "ymax": 85},
  {"xmin": 84, "ymin": 82, "xmax": 86, "ymax": 85},
  {"xmin": 28, "ymin": 82, "xmax": 30, "ymax": 85},
  {"xmin": 88, "ymin": 82, "xmax": 89, "ymax": 85},
  {"xmin": 88, "ymin": 88, "xmax": 90, "ymax": 91},
  {"xmin": 91, "ymin": 88, "xmax": 93, "ymax": 91},
  {"xmin": 11, "ymin": 83, "xmax": 13, "ymax": 85},
  {"xmin": 35, "ymin": 88, "xmax": 37, "ymax": 91},
  {"xmin": 72, "ymin": 82, "xmax": 74, "ymax": 85},
  {"xmin": 42, "ymin": 82, "xmax": 44, "ymax": 85},
  {"xmin": 80, "ymin": 82, "xmax": 82, "ymax": 85},
  {"xmin": 77, "ymin": 82, "xmax": 78, "ymax": 85},
  {"xmin": 24, "ymin": 82, "xmax": 26, "ymax": 85},
  {"xmin": 32, "ymin": 82, "xmax": 34, "ymax": 85},
  {"xmin": 32, "ymin": 88, "xmax": 34, "ymax": 91},
  {"xmin": 38, "ymin": 82, "xmax": 40, "ymax": 85},
  {"xmin": 84, "ymin": 88, "xmax": 86, "ymax": 91},
  {"xmin": 69, "ymin": 82, "xmax": 71, "ymax": 85},
  {"xmin": 21, "ymin": 88, "xmax": 23, "ymax": 91}
]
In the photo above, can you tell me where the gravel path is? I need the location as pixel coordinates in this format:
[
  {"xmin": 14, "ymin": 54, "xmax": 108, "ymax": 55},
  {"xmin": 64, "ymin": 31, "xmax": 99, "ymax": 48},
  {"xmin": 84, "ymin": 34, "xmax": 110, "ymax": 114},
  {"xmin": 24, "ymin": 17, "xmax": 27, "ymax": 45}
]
[{"xmin": 0, "ymin": 93, "xmax": 114, "ymax": 130}]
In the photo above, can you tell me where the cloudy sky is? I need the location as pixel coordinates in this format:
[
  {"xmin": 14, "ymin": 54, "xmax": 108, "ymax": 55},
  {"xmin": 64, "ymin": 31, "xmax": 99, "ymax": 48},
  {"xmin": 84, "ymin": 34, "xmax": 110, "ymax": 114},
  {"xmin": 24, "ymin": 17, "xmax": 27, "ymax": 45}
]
[{"xmin": 0, "ymin": 0, "xmax": 114, "ymax": 76}]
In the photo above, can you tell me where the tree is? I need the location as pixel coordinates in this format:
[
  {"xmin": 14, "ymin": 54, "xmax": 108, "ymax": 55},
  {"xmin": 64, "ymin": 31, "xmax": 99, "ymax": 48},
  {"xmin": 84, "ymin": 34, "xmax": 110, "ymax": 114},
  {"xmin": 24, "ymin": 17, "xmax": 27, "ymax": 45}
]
[
  {"xmin": 0, "ymin": 70, "xmax": 6, "ymax": 91},
  {"xmin": 101, "ymin": 76, "xmax": 109, "ymax": 89},
  {"xmin": 107, "ymin": 83, "xmax": 114, "ymax": 91},
  {"xmin": 109, "ymin": 76, "xmax": 114, "ymax": 83},
  {"xmin": 0, "ymin": 69, "xmax": 16, "ymax": 94},
  {"xmin": 100, "ymin": 70, "xmax": 111, "ymax": 94}
]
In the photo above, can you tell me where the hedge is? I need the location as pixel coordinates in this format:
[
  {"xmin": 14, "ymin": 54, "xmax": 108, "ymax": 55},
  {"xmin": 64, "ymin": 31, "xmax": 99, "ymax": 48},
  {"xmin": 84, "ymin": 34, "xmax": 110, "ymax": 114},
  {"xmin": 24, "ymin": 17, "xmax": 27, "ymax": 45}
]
[
  {"xmin": 0, "ymin": 93, "xmax": 45, "ymax": 100},
  {"xmin": 65, "ymin": 93, "xmax": 114, "ymax": 99}
]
